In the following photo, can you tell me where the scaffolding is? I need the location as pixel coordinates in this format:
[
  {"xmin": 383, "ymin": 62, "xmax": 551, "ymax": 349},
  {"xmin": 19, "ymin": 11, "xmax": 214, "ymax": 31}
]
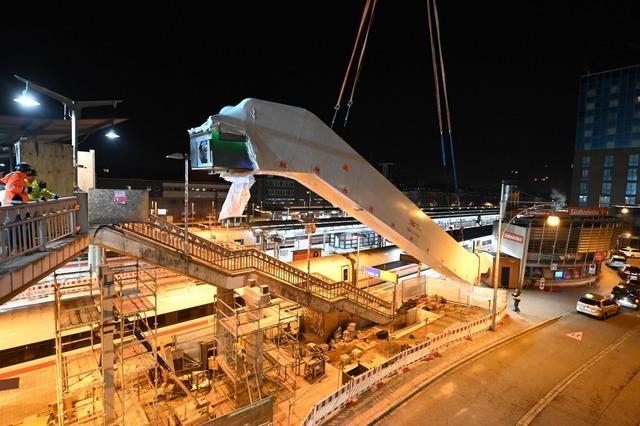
[
  {"xmin": 112, "ymin": 262, "xmax": 160, "ymax": 425},
  {"xmin": 215, "ymin": 287, "xmax": 302, "ymax": 406},
  {"xmin": 54, "ymin": 269, "xmax": 104, "ymax": 425}
]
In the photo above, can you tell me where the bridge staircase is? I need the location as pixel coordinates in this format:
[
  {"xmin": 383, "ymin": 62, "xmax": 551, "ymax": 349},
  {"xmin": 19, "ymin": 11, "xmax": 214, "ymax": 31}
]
[{"xmin": 92, "ymin": 216, "xmax": 394, "ymax": 324}]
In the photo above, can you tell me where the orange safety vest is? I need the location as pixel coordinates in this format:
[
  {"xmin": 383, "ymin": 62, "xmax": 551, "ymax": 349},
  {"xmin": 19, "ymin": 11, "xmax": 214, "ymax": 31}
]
[{"xmin": 0, "ymin": 171, "xmax": 29, "ymax": 205}]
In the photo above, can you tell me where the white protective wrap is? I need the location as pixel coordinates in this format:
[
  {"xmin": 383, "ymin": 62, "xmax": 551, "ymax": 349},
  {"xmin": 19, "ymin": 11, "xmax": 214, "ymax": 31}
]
[{"xmin": 218, "ymin": 174, "xmax": 255, "ymax": 221}]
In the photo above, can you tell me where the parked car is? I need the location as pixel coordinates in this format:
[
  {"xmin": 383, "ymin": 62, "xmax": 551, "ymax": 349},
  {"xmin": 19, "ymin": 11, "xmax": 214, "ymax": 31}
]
[
  {"xmin": 606, "ymin": 254, "xmax": 628, "ymax": 269},
  {"xmin": 576, "ymin": 293, "xmax": 620, "ymax": 319},
  {"xmin": 619, "ymin": 247, "xmax": 640, "ymax": 259},
  {"xmin": 611, "ymin": 283, "xmax": 640, "ymax": 310},
  {"xmin": 618, "ymin": 265, "xmax": 640, "ymax": 282}
]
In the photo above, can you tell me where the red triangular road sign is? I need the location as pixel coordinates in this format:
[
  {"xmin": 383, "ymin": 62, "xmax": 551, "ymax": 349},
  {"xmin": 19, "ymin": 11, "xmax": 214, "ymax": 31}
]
[{"xmin": 565, "ymin": 331, "xmax": 583, "ymax": 341}]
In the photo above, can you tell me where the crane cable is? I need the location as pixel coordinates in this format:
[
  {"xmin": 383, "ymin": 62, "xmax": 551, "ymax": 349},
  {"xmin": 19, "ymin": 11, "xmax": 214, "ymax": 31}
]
[
  {"xmin": 433, "ymin": 0, "xmax": 458, "ymax": 192},
  {"xmin": 427, "ymin": 0, "xmax": 446, "ymax": 167},
  {"xmin": 331, "ymin": 0, "xmax": 373, "ymax": 129},
  {"xmin": 343, "ymin": 0, "xmax": 378, "ymax": 127}
]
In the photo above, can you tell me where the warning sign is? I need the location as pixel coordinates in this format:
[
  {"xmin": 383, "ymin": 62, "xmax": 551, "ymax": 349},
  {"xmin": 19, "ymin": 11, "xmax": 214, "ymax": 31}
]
[{"xmin": 565, "ymin": 331, "xmax": 583, "ymax": 341}]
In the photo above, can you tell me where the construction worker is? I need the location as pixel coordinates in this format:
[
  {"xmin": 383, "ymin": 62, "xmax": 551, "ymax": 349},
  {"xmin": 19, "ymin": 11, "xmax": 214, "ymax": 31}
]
[
  {"xmin": 512, "ymin": 289, "xmax": 522, "ymax": 313},
  {"xmin": 0, "ymin": 163, "xmax": 32, "ymax": 206},
  {"xmin": 26, "ymin": 169, "xmax": 59, "ymax": 201}
]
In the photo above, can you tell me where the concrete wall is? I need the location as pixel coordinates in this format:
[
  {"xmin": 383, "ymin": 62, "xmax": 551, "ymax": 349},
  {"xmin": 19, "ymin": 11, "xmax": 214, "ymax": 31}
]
[
  {"xmin": 88, "ymin": 189, "xmax": 149, "ymax": 224},
  {"xmin": 16, "ymin": 139, "xmax": 73, "ymax": 195}
]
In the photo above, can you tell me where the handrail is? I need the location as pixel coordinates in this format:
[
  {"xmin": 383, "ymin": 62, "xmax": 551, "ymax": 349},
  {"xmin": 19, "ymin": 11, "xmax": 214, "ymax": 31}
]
[
  {"xmin": 118, "ymin": 216, "xmax": 393, "ymax": 318},
  {"xmin": 0, "ymin": 196, "xmax": 80, "ymax": 263}
]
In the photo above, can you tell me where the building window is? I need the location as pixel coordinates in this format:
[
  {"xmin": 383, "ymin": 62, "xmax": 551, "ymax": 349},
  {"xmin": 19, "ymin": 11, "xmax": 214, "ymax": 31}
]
[
  {"xmin": 609, "ymin": 99, "xmax": 619, "ymax": 107},
  {"xmin": 626, "ymin": 196, "xmax": 636, "ymax": 205},
  {"xmin": 607, "ymin": 127, "xmax": 617, "ymax": 135},
  {"xmin": 627, "ymin": 182, "xmax": 637, "ymax": 196},
  {"xmin": 587, "ymin": 89, "xmax": 596, "ymax": 97},
  {"xmin": 581, "ymin": 156, "xmax": 591, "ymax": 167},
  {"xmin": 579, "ymin": 182, "xmax": 588, "ymax": 194},
  {"xmin": 603, "ymin": 155, "xmax": 614, "ymax": 167},
  {"xmin": 578, "ymin": 195, "xmax": 588, "ymax": 206},
  {"xmin": 601, "ymin": 182, "xmax": 612, "ymax": 195},
  {"xmin": 584, "ymin": 129, "xmax": 593, "ymax": 137},
  {"xmin": 584, "ymin": 116, "xmax": 594, "ymax": 124},
  {"xmin": 630, "ymin": 154, "xmax": 640, "ymax": 167},
  {"xmin": 599, "ymin": 195, "xmax": 610, "ymax": 207},
  {"xmin": 602, "ymin": 168, "xmax": 612, "ymax": 181},
  {"xmin": 628, "ymin": 168, "xmax": 638, "ymax": 181},
  {"xmin": 586, "ymin": 102, "xmax": 595, "ymax": 111},
  {"xmin": 581, "ymin": 169, "xmax": 589, "ymax": 180},
  {"xmin": 610, "ymin": 85, "xmax": 619, "ymax": 94}
]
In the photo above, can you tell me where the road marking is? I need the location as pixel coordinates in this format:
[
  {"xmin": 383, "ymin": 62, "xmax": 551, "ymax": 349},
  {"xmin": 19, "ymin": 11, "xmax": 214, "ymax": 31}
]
[
  {"xmin": 517, "ymin": 324, "xmax": 640, "ymax": 426},
  {"xmin": 565, "ymin": 331, "xmax": 583, "ymax": 341}
]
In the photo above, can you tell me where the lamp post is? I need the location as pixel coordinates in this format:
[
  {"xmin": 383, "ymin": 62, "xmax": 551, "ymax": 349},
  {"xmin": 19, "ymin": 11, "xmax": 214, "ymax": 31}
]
[
  {"xmin": 167, "ymin": 153, "xmax": 190, "ymax": 257},
  {"xmin": 13, "ymin": 75, "xmax": 122, "ymax": 191},
  {"xmin": 491, "ymin": 186, "xmax": 558, "ymax": 331},
  {"xmin": 307, "ymin": 191, "xmax": 311, "ymax": 207}
]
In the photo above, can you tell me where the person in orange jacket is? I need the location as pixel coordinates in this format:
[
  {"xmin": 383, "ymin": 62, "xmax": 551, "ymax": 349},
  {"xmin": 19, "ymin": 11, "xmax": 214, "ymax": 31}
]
[{"xmin": 0, "ymin": 163, "xmax": 32, "ymax": 206}]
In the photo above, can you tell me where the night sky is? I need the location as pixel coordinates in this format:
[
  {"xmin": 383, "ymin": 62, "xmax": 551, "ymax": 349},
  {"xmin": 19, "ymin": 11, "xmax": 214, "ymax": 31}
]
[{"xmin": 0, "ymin": 2, "xmax": 638, "ymax": 198}]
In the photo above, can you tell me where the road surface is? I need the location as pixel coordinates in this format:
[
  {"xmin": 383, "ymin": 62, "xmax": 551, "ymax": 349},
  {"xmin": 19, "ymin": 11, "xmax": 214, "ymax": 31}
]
[{"xmin": 377, "ymin": 310, "xmax": 640, "ymax": 425}]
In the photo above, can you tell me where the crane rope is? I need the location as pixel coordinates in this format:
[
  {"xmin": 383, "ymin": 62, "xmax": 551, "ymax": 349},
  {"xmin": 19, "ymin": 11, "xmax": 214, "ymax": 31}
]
[
  {"xmin": 433, "ymin": 0, "xmax": 458, "ymax": 192},
  {"xmin": 331, "ymin": 0, "xmax": 372, "ymax": 129},
  {"xmin": 343, "ymin": 0, "xmax": 379, "ymax": 127},
  {"xmin": 427, "ymin": 0, "xmax": 446, "ymax": 167}
]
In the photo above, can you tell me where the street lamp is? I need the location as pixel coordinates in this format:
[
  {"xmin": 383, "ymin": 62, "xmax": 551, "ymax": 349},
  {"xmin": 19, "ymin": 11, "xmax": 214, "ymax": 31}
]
[
  {"xmin": 13, "ymin": 75, "xmax": 122, "ymax": 191},
  {"xmin": 491, "ymin": 182, "xmax": 558, "ymax": 331},
  {"xmin": 166, "ymin": 153, "xmax": 190, "ymax": 257}
]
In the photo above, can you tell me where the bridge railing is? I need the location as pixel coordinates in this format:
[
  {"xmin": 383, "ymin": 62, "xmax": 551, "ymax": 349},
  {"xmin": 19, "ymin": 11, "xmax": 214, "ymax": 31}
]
[
  {"xmin": 0, "ymin": 197, "xmax": 80, "ymax": 263},
  {"xmin": 121, "ymin": 216, "xmax": 393, "ymax": 318}
]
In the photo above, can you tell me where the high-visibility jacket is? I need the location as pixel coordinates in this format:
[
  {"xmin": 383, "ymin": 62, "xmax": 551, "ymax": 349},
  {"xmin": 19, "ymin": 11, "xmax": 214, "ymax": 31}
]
[
  {"xmin": 27, "ymin": 179, "xmax": 56, "ymax": 201},
  {"xmin": 0, "ymin": 171, "xmax": 29, "ymax": 205}
]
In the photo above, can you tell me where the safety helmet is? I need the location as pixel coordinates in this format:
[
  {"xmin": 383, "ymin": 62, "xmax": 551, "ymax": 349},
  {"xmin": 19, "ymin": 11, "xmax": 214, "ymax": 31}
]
[{"xmin": 14, "ymin": 162, "xmax": 32, "ymax": 173}]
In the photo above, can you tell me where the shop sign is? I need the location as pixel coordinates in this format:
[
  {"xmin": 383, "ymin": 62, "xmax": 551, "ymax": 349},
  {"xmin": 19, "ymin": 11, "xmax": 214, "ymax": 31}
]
[
  {"xmin": 504, "ymin": 231, "xmax": 524, "ymax": 244},
  {"xmin": 550, "ymin": 263, "xmax": 558, "ymax": 271},
  {"xmin": 588, "ymin": 264, "xmax": 596, "ymax": 275},
  {"xmin": 539, "ymin": 278, "xmax": 545, "ymax": 290}
]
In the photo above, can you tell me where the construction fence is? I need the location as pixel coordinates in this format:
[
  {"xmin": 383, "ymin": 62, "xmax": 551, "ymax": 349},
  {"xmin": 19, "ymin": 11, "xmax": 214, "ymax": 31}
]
[{"xmin": 302, "ymin": 287, "xmax": 508, "ymax": 425}]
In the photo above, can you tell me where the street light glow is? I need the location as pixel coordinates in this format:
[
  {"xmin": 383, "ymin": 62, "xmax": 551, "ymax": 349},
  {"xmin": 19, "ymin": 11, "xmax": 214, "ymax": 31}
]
[
  {"xmin": 546, "ymin": 214, "xmax": 560, "ymax": 226},
  {"xmin": 621, "ymin": 207, "xmax": 630, "ymax": 214},
  {"xmin": 105, "ymin": 129, "xmax": 120, "ymax": 139},
  {"xmin": 13, "ymin": 90, "xmax": 40, "ymax": 107}
]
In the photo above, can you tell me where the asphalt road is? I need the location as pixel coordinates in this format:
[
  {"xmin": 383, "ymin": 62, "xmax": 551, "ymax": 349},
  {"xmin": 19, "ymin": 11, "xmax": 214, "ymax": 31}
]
[{"xmin": 377, "ymin": 310, "xmax": 640, "ymax": 425}]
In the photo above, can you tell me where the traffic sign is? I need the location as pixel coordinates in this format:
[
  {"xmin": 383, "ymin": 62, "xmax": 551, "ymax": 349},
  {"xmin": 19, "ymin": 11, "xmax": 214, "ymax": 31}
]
[{"xmin": 565, "ymin": 331, "xmax": 583, "ymax": 341}]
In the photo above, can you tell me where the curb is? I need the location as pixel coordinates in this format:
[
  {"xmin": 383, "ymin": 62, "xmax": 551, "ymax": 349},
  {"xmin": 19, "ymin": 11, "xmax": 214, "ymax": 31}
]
[{"xmin": 366, "ymin": 312, "xmax": 571, "ymax": 425}]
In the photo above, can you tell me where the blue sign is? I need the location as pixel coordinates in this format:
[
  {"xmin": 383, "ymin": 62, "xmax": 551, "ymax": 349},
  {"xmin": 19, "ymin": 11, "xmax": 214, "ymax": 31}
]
[{"xmin": 364, "ymin": 266, "xmax": 381, "ymax": 278}]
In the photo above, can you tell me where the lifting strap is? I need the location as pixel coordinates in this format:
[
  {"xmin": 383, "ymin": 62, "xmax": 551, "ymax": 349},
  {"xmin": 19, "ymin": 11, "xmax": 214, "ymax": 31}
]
[
  {"xmin": 433, "ymin": 0, "xmax": 458, "ymax": 192},
  {"xmin": 331, "ymin": 0, "xmax": 374, "ymax": 129},
  {"xmin": 427, "ymin": 0, "xmax": 446, "ymax": 167},
  {"xmin": 344, "ymin": 0, "xmax": 378, "ymax": 127}
]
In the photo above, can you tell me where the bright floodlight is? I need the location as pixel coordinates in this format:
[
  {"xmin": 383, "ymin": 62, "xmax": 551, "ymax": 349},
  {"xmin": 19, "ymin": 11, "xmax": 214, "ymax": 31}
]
[
  {"xmin": 166, "ymin": 153, "xmax": 185, "ymax": 160},
  {"xmin": 546, "ymin": 214, "xmax": 560, "ymax": 226},
  {"xmin": 13, "ymin": 90, "xmax": 40, "ymax": 107},
  {"xmin": 105, "ymin": 129, "xmax": 120, "ymax": 139},
  {"xmin": 621, "ymin": 207, "xmax": 630, "ymax": 214}
]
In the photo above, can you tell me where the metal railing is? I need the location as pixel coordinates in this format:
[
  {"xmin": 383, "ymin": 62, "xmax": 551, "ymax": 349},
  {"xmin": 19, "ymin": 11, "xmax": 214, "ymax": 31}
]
[
  {"xmin": 0, "ymin": 197, "xmax": 80, "ymax": 262},
  {"xmin": 119, "ymin": 216, "xmax": 393, "ymax": 319}
]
